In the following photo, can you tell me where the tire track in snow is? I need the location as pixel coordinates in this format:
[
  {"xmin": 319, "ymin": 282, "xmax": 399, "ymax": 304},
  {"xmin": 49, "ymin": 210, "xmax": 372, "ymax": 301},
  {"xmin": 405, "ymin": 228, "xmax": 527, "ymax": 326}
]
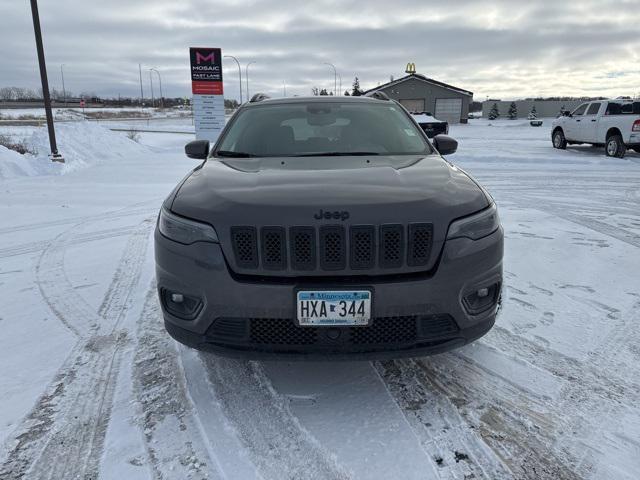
[
  {"xmin": 0, "ymin": 200, "xmax": 157, "ymax": 236},
  {"xmin": 0, "ymin": 217, "xmax": 153, "ymax": 480},
  {"xmin": 375, "ymin": 359, "xmax": 513, "ymax": 480},
  {"xmin": 414, "ymin": 353, "xmax": 581, "ymax": 480},
  {"xmin": 199, "ymin": 354, "xmax": 351, "ymax": 480},
  {"xmin": 0, "ymin": 225, "xmax": 135, "ymax": 259},
  {"xmin": 132, "ymin": 287, "xmax": 223, "ymax": 480}
]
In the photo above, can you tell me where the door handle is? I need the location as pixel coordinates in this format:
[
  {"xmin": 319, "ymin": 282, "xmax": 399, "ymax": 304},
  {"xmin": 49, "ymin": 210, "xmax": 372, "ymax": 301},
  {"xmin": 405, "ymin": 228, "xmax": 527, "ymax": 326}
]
[
  {"xmin": 576, "ymin": 119, "xmax": 581, "ymax": 122},
  {"xmin": 591, "ymin": 119, "xmax": 597, "ymax": 122}
]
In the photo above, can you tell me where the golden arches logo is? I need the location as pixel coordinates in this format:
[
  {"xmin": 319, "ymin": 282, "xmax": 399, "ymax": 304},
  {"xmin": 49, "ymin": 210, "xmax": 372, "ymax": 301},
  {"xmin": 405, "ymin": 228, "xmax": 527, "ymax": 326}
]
[{"xmin": 405, "ymin": 62, "xmax": 416, "ymax": 74}]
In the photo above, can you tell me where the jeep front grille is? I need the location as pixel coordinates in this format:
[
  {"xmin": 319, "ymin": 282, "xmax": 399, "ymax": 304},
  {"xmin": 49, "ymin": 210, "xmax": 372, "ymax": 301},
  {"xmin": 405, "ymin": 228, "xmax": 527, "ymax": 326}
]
[{"xmin": 230, "ymin": 224, "xmax": 433, "ymax": 273}]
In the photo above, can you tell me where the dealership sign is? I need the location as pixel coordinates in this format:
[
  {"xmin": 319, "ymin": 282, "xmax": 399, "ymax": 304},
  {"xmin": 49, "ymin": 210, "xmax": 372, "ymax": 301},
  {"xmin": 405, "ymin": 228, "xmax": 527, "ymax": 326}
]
[{"xmin": 190, "ymin": 47, "xmax": 225, "ymax": 142}]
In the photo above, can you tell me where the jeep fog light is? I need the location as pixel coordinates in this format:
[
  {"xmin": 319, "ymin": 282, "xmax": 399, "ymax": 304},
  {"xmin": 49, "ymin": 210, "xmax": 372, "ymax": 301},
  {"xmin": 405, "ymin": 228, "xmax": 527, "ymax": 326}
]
[{"xmin": 161, "ymin": 288, "xmax": 202, "ymax": 320}]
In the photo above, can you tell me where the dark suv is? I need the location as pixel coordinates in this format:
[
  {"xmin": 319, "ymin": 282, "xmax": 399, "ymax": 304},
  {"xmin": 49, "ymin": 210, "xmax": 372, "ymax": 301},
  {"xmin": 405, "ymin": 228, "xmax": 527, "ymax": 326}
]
[{"xmin": 155, "ymin": 94, "xmax": 503, "ymax": 359}]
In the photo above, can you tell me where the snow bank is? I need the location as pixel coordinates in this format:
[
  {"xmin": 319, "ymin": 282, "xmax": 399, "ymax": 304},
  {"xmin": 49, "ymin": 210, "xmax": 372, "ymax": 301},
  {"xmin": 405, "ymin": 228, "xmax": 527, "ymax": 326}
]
[{"xmin": 0, "ymin": 122, "xmax": 149, "ymax": 179}]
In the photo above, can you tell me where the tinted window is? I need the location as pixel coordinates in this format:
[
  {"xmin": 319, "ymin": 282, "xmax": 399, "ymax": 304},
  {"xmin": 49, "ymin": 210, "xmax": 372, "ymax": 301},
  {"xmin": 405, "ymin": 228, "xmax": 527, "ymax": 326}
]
[
  {"xmin": 572, "ymin": 104, "xmax": 588, "ymax": 116},
  {"xmin": 586, "ymin": 103, "xmax": 601, "ymax": 115},
  {"xmin": 216, "ymin": 102, "xmax": 431, "ymax": 157}
]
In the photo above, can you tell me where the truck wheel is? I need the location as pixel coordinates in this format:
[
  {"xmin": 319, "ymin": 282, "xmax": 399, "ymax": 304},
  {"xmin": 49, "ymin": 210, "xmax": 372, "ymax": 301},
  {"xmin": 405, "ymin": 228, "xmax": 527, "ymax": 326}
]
[
  {"xmin": 552, "ymin": 129, "xmax": 567, "ymax": 150},
  {"xmin": 605, "ymin": 134, "xmax": 626, "ymax": 158}
]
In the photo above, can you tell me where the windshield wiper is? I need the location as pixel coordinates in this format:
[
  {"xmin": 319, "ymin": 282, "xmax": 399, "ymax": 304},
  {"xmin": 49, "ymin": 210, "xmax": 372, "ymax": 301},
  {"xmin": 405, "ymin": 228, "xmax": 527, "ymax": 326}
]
[
  {"xmin": 296, "ymin": 151, "xmax": 380, "ymax": 157},
  {"xmin": 215, "ymin": 150, "xmax": 258, "ymax": 158}
]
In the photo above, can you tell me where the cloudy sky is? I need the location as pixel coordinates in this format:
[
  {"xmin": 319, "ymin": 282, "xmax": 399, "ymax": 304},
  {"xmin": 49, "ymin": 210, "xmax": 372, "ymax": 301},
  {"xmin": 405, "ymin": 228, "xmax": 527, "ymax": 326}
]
[{"xmin": 2, "ymin": 0, "xmax": 639, "ymax": 101}]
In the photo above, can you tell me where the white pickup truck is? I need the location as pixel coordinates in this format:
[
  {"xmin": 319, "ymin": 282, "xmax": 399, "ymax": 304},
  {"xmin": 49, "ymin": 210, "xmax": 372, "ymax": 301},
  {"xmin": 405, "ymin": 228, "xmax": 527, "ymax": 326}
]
[{"xmin": 551, "ymin": 100, "xmax": 640, "ymax": 157}]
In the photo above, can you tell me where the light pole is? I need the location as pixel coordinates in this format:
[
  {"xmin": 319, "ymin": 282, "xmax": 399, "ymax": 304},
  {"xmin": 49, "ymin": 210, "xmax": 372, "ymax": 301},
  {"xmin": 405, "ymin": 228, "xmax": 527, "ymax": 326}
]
[
  {"xmin": 150, "ymin": 68, "xmax": 164, "ymax": 108},
  {"xmin": 283, "ymin": 81, "xmax": 286, "ymax": 97},
  {"xmin": 224, "ymin": 55, "xmax": 243, "ymax": 104},
  {"xmin": 245, "ymin": 61, "xmax": 256, "ymax": 101},
  {"xmin": 338, "ymin": 74, "xmax": 342, "ymax": 96},
  {"xmin": 323, "ymin": 62, "xmax": 337, "ymax": 96},
  {"xmin": 60, "ymin": 64, "xmax": 67, "ymax": 107},
  {"xmin": 149, "ymin": 70, "xmax": 155, "ymax": 108},
  {"xmin": 138, "ymin": 63, "xmax": 144, "ymax": 106},
  {"xmin": 29, "ymin": 0, "xmax": 62, "ymax": 162}
]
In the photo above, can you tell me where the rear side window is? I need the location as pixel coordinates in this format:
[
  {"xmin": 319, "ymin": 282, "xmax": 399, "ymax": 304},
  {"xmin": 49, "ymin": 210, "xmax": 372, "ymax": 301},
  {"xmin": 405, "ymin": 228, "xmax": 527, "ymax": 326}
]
[
  {"xmin": 572, "ymin": 104, "xmax": 588, "ymax": 116},
  {"xmin": 586, "ymin": 103, "xmax": 601, "ymax": 115}
]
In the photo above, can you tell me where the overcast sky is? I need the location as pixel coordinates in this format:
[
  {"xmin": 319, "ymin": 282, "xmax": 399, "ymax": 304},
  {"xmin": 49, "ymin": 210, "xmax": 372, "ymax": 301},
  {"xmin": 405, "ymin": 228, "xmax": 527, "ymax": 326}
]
[{"xmin": 2, "ymin": 0, "xmax": 639, "ymax": 101}]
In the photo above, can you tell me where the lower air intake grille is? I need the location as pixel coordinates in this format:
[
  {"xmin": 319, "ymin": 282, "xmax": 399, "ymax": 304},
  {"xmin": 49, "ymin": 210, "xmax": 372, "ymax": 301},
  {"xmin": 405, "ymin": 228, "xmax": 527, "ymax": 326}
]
[{"xmin": 250, "ymin": 318, "xmax": 318, "ymax": 345}]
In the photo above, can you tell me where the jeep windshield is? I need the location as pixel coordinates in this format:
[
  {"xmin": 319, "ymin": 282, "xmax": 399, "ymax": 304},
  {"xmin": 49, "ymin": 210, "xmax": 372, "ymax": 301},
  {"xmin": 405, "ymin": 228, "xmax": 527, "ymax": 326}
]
[{"xmin": 214, "ymin": 101, "xmax": 433, "ymax": 158}]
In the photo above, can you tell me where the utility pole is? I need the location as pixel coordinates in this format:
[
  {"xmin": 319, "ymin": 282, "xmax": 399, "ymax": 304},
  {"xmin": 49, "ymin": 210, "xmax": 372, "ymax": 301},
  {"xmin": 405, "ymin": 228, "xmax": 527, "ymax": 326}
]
[
  {"xmin": 223, "ymin": 55, "xmax": 243, "ymax": 104},
  {"xmin": 138, "ymin": 63, "xmax": 144, "ymax": 106},
  {"xmin": 323, "ymin": 62, "xmax": 337, "ymax": 96},
  {"xmin": 283, "ymin": 81, "xmax": 286, "ymax": 97},
  {"xmin": 29, "ymin": 0, "xmax": 63, "ymax": 162},
  {"xmin": 60, "ymin": 64, "xmax": 67, "ymax": 107},
  {"xmin": 150, "ymin": 68, "xmax": 164, "ymax": 108},
  {"xmin": 149, "ymin": 70, "xmax": 155, "ymax": 108},
  {"xmin": 246, "ymin": 61, "xmax": 256, "ymax": 101}
]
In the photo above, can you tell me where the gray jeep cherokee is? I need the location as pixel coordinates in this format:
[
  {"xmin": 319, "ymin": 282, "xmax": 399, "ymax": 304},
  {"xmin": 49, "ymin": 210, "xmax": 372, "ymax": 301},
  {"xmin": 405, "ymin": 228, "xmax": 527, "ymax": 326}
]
[{"xmin": 154, "ymin": 94, "xmax": 503, "ymax": 359}]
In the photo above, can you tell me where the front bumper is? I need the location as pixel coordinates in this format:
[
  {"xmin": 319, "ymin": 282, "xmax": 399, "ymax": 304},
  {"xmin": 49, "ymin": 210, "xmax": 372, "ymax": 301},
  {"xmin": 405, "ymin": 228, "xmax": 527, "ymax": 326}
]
[{"xmin": 154, "ymin": 227, "xmax": 503, "ymax": 360}]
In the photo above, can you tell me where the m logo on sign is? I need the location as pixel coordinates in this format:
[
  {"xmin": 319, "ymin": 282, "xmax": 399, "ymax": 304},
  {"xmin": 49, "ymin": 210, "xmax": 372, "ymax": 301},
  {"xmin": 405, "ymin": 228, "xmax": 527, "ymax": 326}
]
[{"xmin": 196, "ymin": 52, "xmax": 215, "ymax": 64}]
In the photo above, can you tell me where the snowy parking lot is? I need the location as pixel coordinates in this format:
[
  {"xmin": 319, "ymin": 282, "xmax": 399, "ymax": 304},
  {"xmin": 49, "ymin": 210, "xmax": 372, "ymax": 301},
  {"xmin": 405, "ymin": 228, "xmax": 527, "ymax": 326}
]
[{"xmin": 1, "ymin": 118, "xmax": 639, "ymax": 479}]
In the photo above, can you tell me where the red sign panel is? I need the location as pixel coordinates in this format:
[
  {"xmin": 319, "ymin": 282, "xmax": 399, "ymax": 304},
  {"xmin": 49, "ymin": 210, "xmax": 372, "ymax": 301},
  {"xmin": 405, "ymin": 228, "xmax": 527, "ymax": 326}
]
[{"xmin": 192, "ymin": 81, "xmax": 223, "ymax": 95}]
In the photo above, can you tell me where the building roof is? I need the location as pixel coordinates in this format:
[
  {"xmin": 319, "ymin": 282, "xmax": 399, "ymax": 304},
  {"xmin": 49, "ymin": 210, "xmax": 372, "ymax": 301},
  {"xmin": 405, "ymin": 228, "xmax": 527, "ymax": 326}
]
[{"xmin": 363, "ymin": 73, "xmax": 473, "ymax": 97}]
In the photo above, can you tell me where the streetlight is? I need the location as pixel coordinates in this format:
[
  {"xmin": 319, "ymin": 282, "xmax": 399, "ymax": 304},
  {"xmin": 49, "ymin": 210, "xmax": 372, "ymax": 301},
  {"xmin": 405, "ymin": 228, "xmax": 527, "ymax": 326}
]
[
  {"xmin": 283, "ymin": 81, "xmax": 287, "ymax": 97},
  {"xmin": 60, "ymin": 64, "xmax": 66, "ymax": 107},
  {"xmin": 150, "ymin": 68, "xmax": 164, "ymax": 108},
  {"xmin": 223, "ymin": 55, "xmax": 243, "ymax": 104},
  {"xmin": 149, "ymin": 70, "xmax": 155, "ymax": 108},
  {"xmin": 246, "ymin": 61, "xmax": 256, "ymax": 101},
  {"xmin": 323, "ymin": 62, "xmax": 337, "ymax": 96},
  {"xmin": 338, "ymin": 74, "xmax": 342, "ymax": 96},
  {"xmin": 29, "ymin": 0, "xmax": 63, "ymax": 162}
]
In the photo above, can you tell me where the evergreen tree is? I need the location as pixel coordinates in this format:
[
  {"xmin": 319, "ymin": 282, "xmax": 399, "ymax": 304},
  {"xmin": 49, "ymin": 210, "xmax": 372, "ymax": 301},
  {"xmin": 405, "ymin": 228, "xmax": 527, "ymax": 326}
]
[
  {"xmin": 319, "ymin": 88, "xmax": 329, "ymax": 96},
  {"xmin": 351, "ymin": 77, "xmax": 363, "ymax": 96},
  {"xmin": 488, "ymin": 102, "xmax": 500, "ymax": 120},
  {"xmin": 508, "ymin": 102, "xmax": 518, "ymax": 120},
  {"xmin": 527, "ymin": 105, "xmax": 538, "ymax": 120},
  {"xmin": 344, "ymin": 90, "xmax": 350, "ymax": 96}
]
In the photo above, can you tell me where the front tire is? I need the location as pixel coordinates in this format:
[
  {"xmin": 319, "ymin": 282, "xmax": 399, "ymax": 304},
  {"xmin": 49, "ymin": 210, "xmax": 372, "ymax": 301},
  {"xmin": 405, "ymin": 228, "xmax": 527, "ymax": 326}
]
[
  {"xmin": 552, "ymin": 129, "xmax": 567, "ymax": 150},
  {"xmin": 605, "ymin": 134, "xmax": 626, "ymax": 158},
  {"xmin": 633, "ymin": 147, "xmax": 640, "ymax": 154}
]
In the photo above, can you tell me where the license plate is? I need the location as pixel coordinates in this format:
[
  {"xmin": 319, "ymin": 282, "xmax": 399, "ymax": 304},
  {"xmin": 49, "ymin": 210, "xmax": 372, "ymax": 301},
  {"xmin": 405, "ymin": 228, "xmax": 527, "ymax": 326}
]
[{"xmin": 296, "ymin": 290, "xmax": 371, "ymax": 326}]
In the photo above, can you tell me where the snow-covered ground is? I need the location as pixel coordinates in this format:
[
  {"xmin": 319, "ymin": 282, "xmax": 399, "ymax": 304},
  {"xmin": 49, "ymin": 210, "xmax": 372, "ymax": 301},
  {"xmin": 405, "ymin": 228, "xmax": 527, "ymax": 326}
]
[{"xmin": 0, "ymin": 118, "xmax": 639, "ymax": 479}]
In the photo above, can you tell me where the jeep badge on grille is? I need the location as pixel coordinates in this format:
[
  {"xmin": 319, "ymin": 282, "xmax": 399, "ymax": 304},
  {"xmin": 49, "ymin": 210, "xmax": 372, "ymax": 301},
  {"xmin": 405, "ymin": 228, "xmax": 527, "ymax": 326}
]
[{"xmin": 313, "ymin": 209, "xmax": 350, "ymax": 221}]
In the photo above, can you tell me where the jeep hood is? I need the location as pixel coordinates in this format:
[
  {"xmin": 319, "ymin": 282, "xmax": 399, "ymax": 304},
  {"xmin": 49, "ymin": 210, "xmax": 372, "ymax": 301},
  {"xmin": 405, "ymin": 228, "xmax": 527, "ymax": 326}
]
[{"xmin": 170, "ymin": 154, "xmax": 488, "ymax": 275}]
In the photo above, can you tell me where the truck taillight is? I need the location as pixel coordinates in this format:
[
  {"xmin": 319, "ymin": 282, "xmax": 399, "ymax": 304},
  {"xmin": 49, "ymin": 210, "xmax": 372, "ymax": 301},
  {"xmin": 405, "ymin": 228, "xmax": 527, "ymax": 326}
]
[{"xmin": 633, "ymin": 120, "xmax": 640, "ymax": 132}]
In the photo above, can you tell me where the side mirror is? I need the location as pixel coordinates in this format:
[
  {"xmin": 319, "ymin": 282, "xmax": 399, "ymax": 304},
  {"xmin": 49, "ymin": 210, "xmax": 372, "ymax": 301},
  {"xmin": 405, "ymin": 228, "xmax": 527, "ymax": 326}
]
[
  {"xmin": 185, "ymin": 140, "xmax": 210, "ymax": 159},
  {"xmin": 432, "ymin": 134, "xmax": 458, "ymax": 155}
]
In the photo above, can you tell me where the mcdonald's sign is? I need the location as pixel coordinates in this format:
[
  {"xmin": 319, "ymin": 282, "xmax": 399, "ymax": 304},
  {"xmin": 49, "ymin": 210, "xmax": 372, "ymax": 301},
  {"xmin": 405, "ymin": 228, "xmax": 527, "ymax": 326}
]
[{"xmin": 405, "ymin": 62, "xmax": 416, "ymax": 74}]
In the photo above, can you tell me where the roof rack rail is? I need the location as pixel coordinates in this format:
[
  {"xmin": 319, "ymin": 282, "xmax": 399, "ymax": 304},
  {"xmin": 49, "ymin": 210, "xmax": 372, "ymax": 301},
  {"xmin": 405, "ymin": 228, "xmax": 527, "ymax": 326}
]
[
  {"xmin": 364, "ymin": 91, "xmax": 390, "ymax": 101},
  {"xmin": 250, "ymin": 93, "xmax": 270, "ymax": 103}
]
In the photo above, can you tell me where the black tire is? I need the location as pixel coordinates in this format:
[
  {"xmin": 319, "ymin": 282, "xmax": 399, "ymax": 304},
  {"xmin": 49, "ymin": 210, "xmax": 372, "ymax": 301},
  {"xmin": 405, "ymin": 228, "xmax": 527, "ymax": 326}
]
[
  {"xmin": 633, "ymin": 147, "xmax": 640, "ymax": 154},
  {"xmin": 552, "ymin": 129, "xmax": 567, "ymax": 150},
  {"xmin": 605, "ymin": 134, "xmax": 626, "ymax": 158}
]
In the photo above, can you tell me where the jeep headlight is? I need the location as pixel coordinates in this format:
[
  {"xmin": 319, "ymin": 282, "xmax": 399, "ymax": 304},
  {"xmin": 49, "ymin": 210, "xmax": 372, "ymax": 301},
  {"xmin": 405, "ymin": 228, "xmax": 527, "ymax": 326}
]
[
  {"xmin": 158, "ymin": 207, "xmax": 219, "ymax": 244},
  {"xmin": 447, "ymin": 203, "xmax": 500, "ymax": 240}
]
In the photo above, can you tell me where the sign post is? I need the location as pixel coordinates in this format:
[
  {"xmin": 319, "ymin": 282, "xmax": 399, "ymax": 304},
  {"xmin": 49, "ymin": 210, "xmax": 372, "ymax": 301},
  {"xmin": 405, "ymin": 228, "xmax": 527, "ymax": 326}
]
[{"xmin": 189, "ymin": 47, "xmax": 225, "ymax": 143}]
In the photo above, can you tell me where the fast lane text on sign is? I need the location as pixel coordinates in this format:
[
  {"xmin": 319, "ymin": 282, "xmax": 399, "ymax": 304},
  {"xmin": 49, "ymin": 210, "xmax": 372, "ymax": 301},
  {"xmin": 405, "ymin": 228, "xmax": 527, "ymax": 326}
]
[{"xmin": 190, "ymin": 47, "xmax": 225, "ymax": 143}]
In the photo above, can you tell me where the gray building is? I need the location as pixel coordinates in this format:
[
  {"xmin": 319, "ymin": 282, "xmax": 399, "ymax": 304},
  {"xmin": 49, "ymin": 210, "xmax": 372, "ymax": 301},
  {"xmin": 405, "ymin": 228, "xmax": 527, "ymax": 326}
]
[
  {"xmin": 364, "ymin": 73, "xmax": 473, "ymax": 124},
  {"xmin": 481, "ymin": 99, "xmax": 583, "ymax": 119}
]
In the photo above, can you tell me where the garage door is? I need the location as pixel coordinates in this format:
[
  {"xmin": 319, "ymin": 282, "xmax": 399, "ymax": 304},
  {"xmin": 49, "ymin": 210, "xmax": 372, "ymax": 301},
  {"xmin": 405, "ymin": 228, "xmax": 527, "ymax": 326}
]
[
  {"xmin": 435, "ymin": 98, "xmax": 462, "ymax": 124},
  {"xmin": 399, "ymin": 99, "xmax": 425, "ymax": 113}
]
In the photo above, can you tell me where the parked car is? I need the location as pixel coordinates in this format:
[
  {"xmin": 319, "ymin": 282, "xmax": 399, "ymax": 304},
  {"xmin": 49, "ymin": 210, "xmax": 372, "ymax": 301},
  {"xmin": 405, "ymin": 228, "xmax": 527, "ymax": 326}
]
[
  {"xmin": 155, "ymin": 94, "xmax": 503, "ymax": 359},
  {"xmin": 411, "ymin": 112, "xmax": 449, "ymax": 138},
  {"xmin": 551, "ymin": 100, "xmax": 640, "ymax": 157}
]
